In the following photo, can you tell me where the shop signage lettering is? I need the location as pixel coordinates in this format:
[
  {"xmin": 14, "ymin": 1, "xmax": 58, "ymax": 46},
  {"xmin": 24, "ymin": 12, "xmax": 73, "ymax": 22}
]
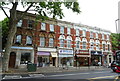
[{"xmin": 59, "ymin": 50, "xmax": 73, "ymax": 54}]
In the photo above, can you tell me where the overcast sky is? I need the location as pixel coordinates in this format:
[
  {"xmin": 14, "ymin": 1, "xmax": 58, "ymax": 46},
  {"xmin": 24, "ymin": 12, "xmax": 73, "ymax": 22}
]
[{"xmin": 0, "ymin": 0, "xmax": 119, "ymax": 33}]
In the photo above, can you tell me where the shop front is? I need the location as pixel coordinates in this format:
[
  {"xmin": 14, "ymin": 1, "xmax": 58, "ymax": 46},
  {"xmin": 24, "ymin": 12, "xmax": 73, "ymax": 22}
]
[
  {"xmin": 37, "ymin": 47, "xmax": 57, "ymax": 67},
  {"xmin": 58, "ymin": 49, "xmax": 74, "ymax": 67},
  {"xmin": 75, "ymin": 50, "xmax": 90, "ymax": 66},
  {"xmin": 91, "ymin": 51, "xmax": 102, "ymax": 66},
  {"xmin": 10, "ymin": 46, "xmax": 34, "ymax": 68}
]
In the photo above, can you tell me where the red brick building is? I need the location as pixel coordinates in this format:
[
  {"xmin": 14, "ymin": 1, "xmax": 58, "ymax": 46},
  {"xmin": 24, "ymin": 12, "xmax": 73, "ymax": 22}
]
[{"xmin": 9, "ymin": 12, "xmax": 112, "ymax": 68}]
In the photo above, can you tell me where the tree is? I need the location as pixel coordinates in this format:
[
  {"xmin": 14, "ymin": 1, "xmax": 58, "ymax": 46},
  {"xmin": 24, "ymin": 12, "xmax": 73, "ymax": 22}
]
[
  {"xmin": 0, "ymin": 1, "xmax": 81, "ymax": 72},
  {"xmin": 111, "ymin": 33, "xmax": 120, "ymax": 53}
]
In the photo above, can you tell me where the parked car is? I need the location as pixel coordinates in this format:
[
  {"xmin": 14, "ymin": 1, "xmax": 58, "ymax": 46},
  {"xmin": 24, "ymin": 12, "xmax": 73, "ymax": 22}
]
[{"xmin": 111, "ymin": 61, "xmax": 118, "ymax": 72}]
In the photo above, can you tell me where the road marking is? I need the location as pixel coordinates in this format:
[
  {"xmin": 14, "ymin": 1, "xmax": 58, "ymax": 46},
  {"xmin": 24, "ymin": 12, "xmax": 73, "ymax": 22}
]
[{"xmin": 88, "ymin": 75, "xmax": 117, "ymax": 79}]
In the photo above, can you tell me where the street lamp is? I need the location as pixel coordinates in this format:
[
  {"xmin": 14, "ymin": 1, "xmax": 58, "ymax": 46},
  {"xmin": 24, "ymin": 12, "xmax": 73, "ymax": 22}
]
[{"xmin": 115, "ymin": 19, "xmax": 119, "ymax": 33}]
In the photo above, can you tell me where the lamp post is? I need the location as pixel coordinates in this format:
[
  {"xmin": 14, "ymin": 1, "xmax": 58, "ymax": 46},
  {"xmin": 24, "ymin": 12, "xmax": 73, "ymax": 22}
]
[{"xmin": 115, "ymin": 19, "xmax": 119, "ymax": 33}]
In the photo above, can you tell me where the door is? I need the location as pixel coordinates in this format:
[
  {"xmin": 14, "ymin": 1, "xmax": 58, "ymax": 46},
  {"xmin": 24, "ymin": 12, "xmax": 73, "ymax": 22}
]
[
  {"xmin": 52, "ymin": 58, "xmax": 56, "ymax": 66},
  {"xmin": 9, "ymin": 52, "xmax": 16, "ymax": 68}
]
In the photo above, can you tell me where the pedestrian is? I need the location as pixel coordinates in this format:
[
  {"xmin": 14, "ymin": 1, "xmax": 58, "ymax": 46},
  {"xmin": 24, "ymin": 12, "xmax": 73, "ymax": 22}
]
[{"xmin": 98, "ymin": 61, "xmax": 101, "ymax": 68}]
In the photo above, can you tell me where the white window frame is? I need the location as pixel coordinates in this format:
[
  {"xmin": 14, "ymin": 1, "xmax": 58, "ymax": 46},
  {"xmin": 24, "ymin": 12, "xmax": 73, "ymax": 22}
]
[
  {"xmin": 50, "ymin": 24, "xmax": 54, "ymax": 32},
  {"xmin": 60, "ymin": 26, "xmax": 64, "ymax": 34},
  {"xmin": 67, "ymin": 40, "xmax": 71, "ymax": 48},
  {"xmin": 60, "ymin": 39, "xmax": 64, "ymax": 47},
  {"xmin": 103, "ymin": 44, "xmax": 105, "ymax": 51},
  {"xmin": 26, "ymin": 36, "xmax": 32, "ymax": 44},
  {"xmin": 83, "ymin": 30, "xmax": 86, "ymax": 37},
  {"xmin": 67, "ymin": 28, "xmax": 71, "ymax": 34},
  {"xmin": 40, "ymin": 37, "xmax": 45, "ymax": 47},
  {"xmin": 90, "ymin": 32, "xmax": 94, "ymax": 38},
  {"xmin": 76, "ymin": 41, "xmax": 80, "ymax": 49},
  {"xmin": 16, "ymin": 35, "xmax": 22, "ymax": 43},
  {"xmin": 76, "ymin": 29, "xmax": 79, "ymax": 36},
  {"xmin": 49, "ymin": 38, "xmax": 54, "ymax": 47},
  {"xmin": 28, "ymin": 20, "xmax": 33, "ymax": 29},
  {"xmin": 17, "ymin": 20, "xmax": 22, "ymax": 27},
  {"xmin": 41, "ymin": 23, "xmax": 46, "ymax": 30},
  {"xmin": 82, "ymin": 42, "xmax": 86, "ymax": 49},
  {"xmin": 102, "ymin": 34, "xmax": 104, "ymax": 40},
  {"xmin": 96, "ymin": 33, "xmax": 98, "ymax": 38}
]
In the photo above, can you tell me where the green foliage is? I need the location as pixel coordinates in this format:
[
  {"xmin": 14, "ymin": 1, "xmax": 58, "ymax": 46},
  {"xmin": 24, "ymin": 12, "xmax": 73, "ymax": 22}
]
[
  {"xmin": 111, "ymin": 33, "xmax": 120, "ymax": 51},
  {"xmin": 0, "ymin": 18, "xmax": 9, "ymax": 49}
]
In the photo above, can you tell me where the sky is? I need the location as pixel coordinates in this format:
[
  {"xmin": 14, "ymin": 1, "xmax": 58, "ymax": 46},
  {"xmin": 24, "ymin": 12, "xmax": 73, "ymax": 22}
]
[{"xmin": 0, "ymin": 0, "xmax": 120, "ymax": 33}]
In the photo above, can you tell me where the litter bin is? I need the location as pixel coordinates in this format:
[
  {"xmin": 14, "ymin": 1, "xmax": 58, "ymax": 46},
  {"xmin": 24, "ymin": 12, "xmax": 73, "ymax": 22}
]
[{"xmin": 27, "ymin": 63, "xmax": 37, "ymax": 72}]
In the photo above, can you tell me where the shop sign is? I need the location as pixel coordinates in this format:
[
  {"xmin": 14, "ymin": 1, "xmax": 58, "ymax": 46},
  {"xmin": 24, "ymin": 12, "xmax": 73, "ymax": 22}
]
[
  {"xmin": 91, "ymin": 51, "xmax": 102, "ymax": 55},
  {"xmin": 11, "ymin": 46, "xmax": 33, "ymax": 50},
  {"xmin": 59, "ymin": 50, "xmax": 73, "ymax": 54},
  {"xmin": 76, "ymin": 55, "xmax": 91, "ymax": 57},
  {"xmin": 59, "ymin": 54, "xmax": 73, "ymax": 57}
]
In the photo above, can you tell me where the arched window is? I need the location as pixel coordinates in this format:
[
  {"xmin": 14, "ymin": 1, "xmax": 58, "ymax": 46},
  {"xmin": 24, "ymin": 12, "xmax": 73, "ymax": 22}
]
[
  {"xmin": 82, "ymin": 38, "xmax": 87, "ymax": 49},
  {"xmin": 40, "ymin": 37, "xmax": 45, "ymax": 47},
  {"xmin": 59, "ymin": 35, "xmax": 65, "ymax": 47},
  {"xmin": 90, "ymin": 39, "xmax": 94, "ymax": 50},
  {"xmin": 75, "ymin": 37, "xmax": 81, "ymax": 49},
  {"xmin": 17, "ymin": 20, "xmax": 22, "ymax": 27},
  {"xmin": 102, "ymin": 41, "xmax": 106, "ymax": 51},
  {"xmin": 96, "ymin": 40, "xmax": 100, "ymax": 50},
  {"xmin": 66, "ymin": 36, "xmax": 72, "ymax": 48}
]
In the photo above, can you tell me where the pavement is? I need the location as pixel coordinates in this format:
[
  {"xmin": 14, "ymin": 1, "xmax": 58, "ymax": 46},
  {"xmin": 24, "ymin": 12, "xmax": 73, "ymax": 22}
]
[{"xmin": 1, "ymin": 66, "xmax": 112, "ymax": 80}]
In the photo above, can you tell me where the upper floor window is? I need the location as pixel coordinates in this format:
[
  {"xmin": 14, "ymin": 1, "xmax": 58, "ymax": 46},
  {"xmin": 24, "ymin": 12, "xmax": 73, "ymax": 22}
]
[
  {"xmin": 82, "ymin": 42, "xmax": 86, "ymax": 49},
  {"xmin": 67, "ymin": 40, "xmax": 71, "ymax": 48},
  {"xmin": 96, "ymin": 40, "xmax": 100, "ymax": 50},
  {"xmin": 60, "ymin": 39, "xmax": 64, "ymax": 47},
  {"xmin": 76, "ymin": 41, "xmax": 80, "ymax": 49},
  {"xmin": 90, "ymin": 32, "xmax": 94, "ymax": 38},
  {"xmin": 60, "ymin": 26, "xmax": 64, "ymax": 34},
  {"xmin": 96, "ymin": 33, "xmax": 98, "ymax": 38},
  {"xmin": 102, "ymin": 34, "xmax": 104, "ymax": 40},
  {"xmin": 67, "ymin": 28, "xmax": 71, "ymax": 34},
  {"xmin": 40, "ymin": 37, "xmax": 45, "ymax": 46},
  {"xmin": 107, "ymin": 35, "xmax": 109, "ymax": 40},
  {"xmin": 49, "ymin": 38, "xmax": 54, "ymax": 47},
  {"xmin": 26, "ymin": 36, "xmax": 32, "ymax": 45},
  {"xmin": 76, "ymin": 29, "xmax": 79, "ymax": 36},
  {"xmin": 108, "ymin": 44, "xmax": 110, "ymax": 51},
  {"xmin": 16, "ymin": 35, "xmax": 22, "ymax": 43},
  {"xmin": 50, "ymin": 24, "xmax": 54, "ymax": 32},
  {"xmin": 41, "ymin": 23, "xmax": 46, "ymax": 30},
  {"xmin": 83, "ymin": 30, "xmax": 86, "ymax": 37},
  {"xmin": 82, "ymin": 38, "xmax": 87, "ymax": 49},
  {"xmin": 103, "ymin": 44, "xmax": 105, "ymax": 51},
  {"xmin": 28, "ymin": 20, "xmax": 34, "ymax": 29},
  {"xmin": 17, "ymin": 20, "xmax": 22, "ymax": 27}
]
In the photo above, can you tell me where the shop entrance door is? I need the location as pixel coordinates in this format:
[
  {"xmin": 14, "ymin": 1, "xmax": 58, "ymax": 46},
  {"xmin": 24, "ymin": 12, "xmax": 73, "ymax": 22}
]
[
  {"xmin": 9, "ymin": 52, "xmax": 16, "ymax": 68},
  {"xmin": 52, "ymin": 58, "xmax": 55, "ymax": 66}
]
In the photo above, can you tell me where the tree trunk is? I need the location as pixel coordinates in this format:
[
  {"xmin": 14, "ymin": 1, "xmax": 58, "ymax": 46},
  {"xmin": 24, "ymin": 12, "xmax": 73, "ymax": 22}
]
[{"xmin": 2, "ymin": 3, "xmax": 18, "ymax": 72}]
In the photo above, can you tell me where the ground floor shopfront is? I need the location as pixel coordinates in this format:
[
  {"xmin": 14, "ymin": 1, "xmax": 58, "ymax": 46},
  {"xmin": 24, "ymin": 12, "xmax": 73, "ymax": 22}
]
[
  {"xmin": 58, "ymin": 49, "xmax": 74, "ymax": 67},
  {"xmin": 37, "ymin": 47, "xmax": 58, "ymax": 67},
  {"xmin": 9, "ymin": 46, "xmax": 34, "ymax": 68},
  {"xmin": 74, "ymin": 49, "xmax": 91, "ymax": 66}
]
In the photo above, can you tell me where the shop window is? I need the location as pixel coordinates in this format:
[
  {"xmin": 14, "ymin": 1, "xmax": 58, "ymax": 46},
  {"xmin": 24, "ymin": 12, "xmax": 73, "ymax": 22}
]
[
  {"xmin": 60, "ymin": 39, "xmax": 64, "ymax": 47},
  {"xmin": 41, "ymin": 23, "xmax": 46, "ymax": 30},
  {"xmin": 26, "ymin": 36, "xmax": 32, "ymax": 45},
  {"xmin": 60, "ymin": 26, "xmax": 64, "ymax": 34},
  {"xmin": 20, "ymin": 53, "xmax": 31, "ymax": 64},
  {"xmin": 28, "ymin": 20, "xmax": 34, "ymax": 29},
  {"xmin": 16, "ymin": 35, "xmax": 21, "ymax": 44},
  {"xmin": 67, "ymin": 28, "xmax": 71, "ymax": 34},
  {"xmin": 50, "ymin": 24, "xmax": 54, "ymax": 32},
  {"xmin": 17, "ymin": 20, "xmax": 22, "ymax": 27},
  {"xmin": 40, "ymin": 37, "xmax": 45, "ymax": 47},
  {"xmin": 49, "ymin": 38, "xmax": 54, "ymax": 47},
  {"xmin": 76, "ymin": 29, "xmax": 79, "ymax": 36}
]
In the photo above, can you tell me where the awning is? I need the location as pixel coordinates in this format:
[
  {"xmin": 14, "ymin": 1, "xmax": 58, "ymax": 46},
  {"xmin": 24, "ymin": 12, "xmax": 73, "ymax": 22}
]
[
  {"xmin": 37, "ymin": 52, "xmax": 50, "ymax": 55},
  {"xmin": 59, "ymin": 54, "xmax": 73, "ymax": 57},
  {"xmin": 77, "ymin": 55, "xmax": 91, "ymax": 57},
  {"xmin": 51, "ymin": 53, "xmax": 58, "ymax": 57}
]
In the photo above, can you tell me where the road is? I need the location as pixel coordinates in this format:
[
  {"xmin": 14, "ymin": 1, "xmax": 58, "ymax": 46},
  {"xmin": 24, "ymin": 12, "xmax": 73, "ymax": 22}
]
[{"xmin": 1, "ymin": 69, "xmax": 120, "ymax": 81}]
